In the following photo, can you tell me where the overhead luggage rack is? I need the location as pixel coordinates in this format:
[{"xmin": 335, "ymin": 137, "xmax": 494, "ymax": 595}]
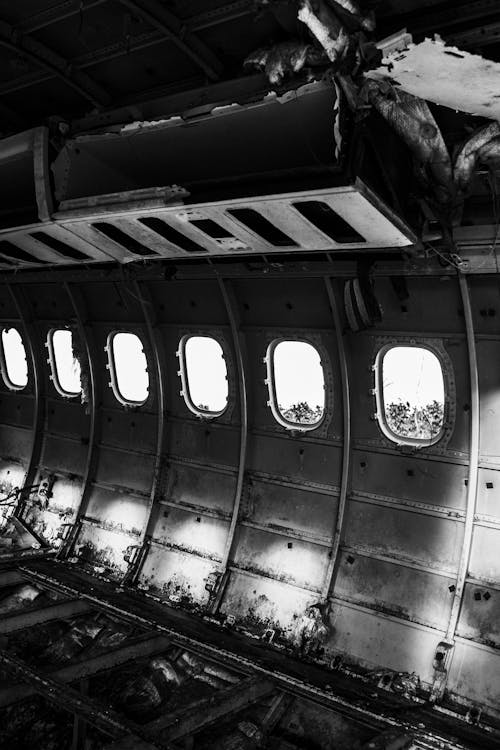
[{"xmin": 0, "ymin": 81, "xmax": 416, "ymax": 269}]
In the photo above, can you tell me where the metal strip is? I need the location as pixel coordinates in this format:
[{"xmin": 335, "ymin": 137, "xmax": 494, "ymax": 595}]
[
  {"xmin": 322, "ymin": 277, "xmax": 351, "ymax": 599},
  {"xmin": 8, "ymin": 284, "xmax": 46, "ymax": 518},
  {"xmin": 126, "ymin": 281, "xmax": 167, "ymax": 583},
  {"xmin": 60, "ymin": 283, "xmax": 100, "ymax": 558},
  {"xmin": 210, "ymin": 277, "xmax": 248, "ymax": 612},
  {"xmin": 445, "ymin": 273, "xmax": 480, "ymax": 642}
]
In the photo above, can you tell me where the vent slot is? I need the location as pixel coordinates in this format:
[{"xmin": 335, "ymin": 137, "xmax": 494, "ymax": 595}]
[
  {"xmin": 189, "ymin": 219, "xmax": 234, "ymax": 239},
  {"xmin": 0, "ymin": 240, "xmax": 45, "ymax": 264},
  {"xmin": 93, "ymin": 222, "xmax": 157, "ymax": 256},
  {"xmin": 227, "ymin": 208, "xmax": 296, "ymax": 247},
  {"xmin": 139, "ymin": 217, "xmax": 207, "ymax": 253},
  {"xmin": 293, "ymin": 201, "xmax": 365, "ymax": 244},
  {"xmin": 30, "ymin": 231, "xmax": 90, "ymax": 261}
]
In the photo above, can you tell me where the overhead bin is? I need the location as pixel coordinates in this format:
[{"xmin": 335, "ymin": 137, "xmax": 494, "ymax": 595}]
[{"xmin": 0, "ymin": 82, "xmax": 416, "ymax": 269}]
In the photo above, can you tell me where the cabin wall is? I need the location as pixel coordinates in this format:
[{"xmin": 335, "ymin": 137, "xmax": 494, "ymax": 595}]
[{"xmin": 0, "ymin": 269, "xmax": 499, "ymax": 719}]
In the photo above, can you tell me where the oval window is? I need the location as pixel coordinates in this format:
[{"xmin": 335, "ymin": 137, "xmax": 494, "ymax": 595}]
[
  {"xmin": 49, "ymin": 329, "xmax": 81, "ymax": 396},
  {"xmin": 1, "ymin": 327, "xmax": 28, "ymax": 389},
  {"xmin": 180, "ymin": 335, "xmax": 228, "ymax": 416},
  {"xmin": 108, "ymin": 332, "xmax": 149, "ymax": 405},
  {"xmin": 377, "ymin": 345, "xmax": 445, "ymax": 445},
  {"xmin": 267, "ymin": 340, "xmax": 325, "ymax": 430}
]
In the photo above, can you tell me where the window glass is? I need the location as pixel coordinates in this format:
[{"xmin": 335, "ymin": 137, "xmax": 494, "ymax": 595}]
[
  {"xmin": 271, "ymin": 340, "xmax": 325, "ymax": 427},
  {"xmin": 381, "ymin": 346, "xmax": 445, "ymax": 442},
  {"xmin": 183, "ymin": 336, "xmax": 228, "ymax": 414},
  {"xmin": 1, "ymin": 328, "xmax": 28, "ymax": 389},
  {"xmin": 51, "ymin": 329, "xmax": 81, "ymax": 396},
  {"xmin": 110, "ymin": 332, "xmax": 149, "ymax": 404}
]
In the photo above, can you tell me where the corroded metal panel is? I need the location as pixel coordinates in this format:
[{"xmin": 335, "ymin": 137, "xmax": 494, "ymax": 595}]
[
  {"xmin": 94, "ymin": 446, "xmax": 155, "ymax": 493},
  {"xmin": 447, "ymin": 640, "xmax": 500, "ymax": 716},
  {"xmin": 372, "ymin": 276, "xmax": 464, "ymax": 334},
  {"xmin": 246, "ymin": 433, "xmax": 342, "ymax": 487},
  {"xmin": 476, "ymin": 468, "xmax": 500, "ymax": 517},
  {"xmin": 165, "ymin": 463, "xmax": 235, "ymax": 516},
  {"xmin": 351, "ymin": 449, "xmax": 467, "ymax": 511},
  {"xmin": 232, "ymin": 525, "xmax": 329, "ymax": 591},
  {"xmin": 469, "ymin": 525, "xmax": 500, "ymax": 581},
  {"xmin": 42, "ymin": 435, "xmax": 88, "ymax": 475},
  {"xmin": 477, "ymin": 339, "xmax": 500, "ymax": 461},
  {"xmin": 242, "ymin": 477, "xmax": 337, "ymax": 542},
  {"xmin": 85, "ymin": 486, "xmax": 149, "ymax": 537},
  {"xmin": 335, "ymin": 551, "xmax": 452, "ymax": 630},
  {"xmin": 74, "ymin": 523, "xmax": 131, "ymax": 577},
  {"xmin": 152, "ymin": 506, "xmax": 228, "ymax": 561},
  {"xmin": 0, "ymin": 424, "xmax": 32, "ymax": 461},
  {"xmin": 456, "ymin": 582, "xmax": 500, "ymax": 647},
  {"xmin": 138, "ymin": 544, "xmax": 217, "ymax": 606},
  {"xmin": 327, "ymin": 602, "xmax": 440, "ymax": 684},
  {"xmin": 169, "ymin": 421, "xmax": 240, "ymax": 468},
  {"xmin": 343, "ymin": 499, "xmax": 465, "ymax": 572},
  {"xmin": 100, "ymin": 408, "xmax": 158, "ymax": 454},
  {"xmin": 221, "ymin": 570, "xmax": 317, "ymax": 632}
]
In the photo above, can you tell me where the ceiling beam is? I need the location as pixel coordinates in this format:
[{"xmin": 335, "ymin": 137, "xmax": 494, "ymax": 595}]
[
  {"xmin": 0, "ymin": 17, "xmax": 111, "ymax": 108},
  {"xmin": 118, "ymin": 0, "xmax": 224, "ymax": 81},
  {"xmin": 0, "ymin": 2, "xmax": 252, "ymax": 101}
]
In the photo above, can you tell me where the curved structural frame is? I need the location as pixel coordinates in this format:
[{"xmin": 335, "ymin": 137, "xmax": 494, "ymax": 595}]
[
  {"xmin": 322, "ymin": 276, "xmax": 351, "ymax": 600},
  {"xmin": 8, "ymin": 284, "xmax": 45, "ymax": 518},
  {"xmin": 210, "ymin": 277, "xmax": 248, "ymax": 612}
]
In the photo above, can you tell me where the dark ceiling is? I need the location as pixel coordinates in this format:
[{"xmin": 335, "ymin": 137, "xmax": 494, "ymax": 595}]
[{"xmin": 0, "ymin": 0, "xmax": 499, "ymax": 136}]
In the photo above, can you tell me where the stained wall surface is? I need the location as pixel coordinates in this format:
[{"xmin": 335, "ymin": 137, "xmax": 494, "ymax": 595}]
[{"xmin": 0, "ymin": 266, "xmax": 498, "ymax": 720}]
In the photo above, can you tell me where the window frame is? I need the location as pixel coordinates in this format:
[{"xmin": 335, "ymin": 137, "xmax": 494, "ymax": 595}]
[
  {"xmin": 47, "ymin": 327, "xmax": 82, "ymax": 399},
  {"xmin": 0, "ymin": 326, "xmax": 28, "ymax": 391},
  {"xmin": 265, "ymin": 337, "xmax": 327, "ymax": 432},
  {"xmin": 177, "ymin": 333, "xmax": 229, "ymax": 419},
  {"xmin": 105, "ymin": 330, "xmax": 150, "ymax": 407},
  {"xmin": 374, "ymin": 341, "xmax": 448, "ymax": 448}
]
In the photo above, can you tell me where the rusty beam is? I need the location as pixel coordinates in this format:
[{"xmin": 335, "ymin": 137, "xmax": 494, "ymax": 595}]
[
  {"xmin": 322, "ymin": 276, "xmax": 351, "ymax": 599},
  {"xmin": 210, "ymin": 277, "xmax": 249, "ymax": 612},
  {"xmin": 126, "ymin": 677, "xmax": 275, "ymax": 742},
  {"xmin": 8, "ymin": 285, "xmax": 46, "ymax": 520},
  {"xmin": 0, "ymin": 597, "xmax": 92, "ymax": 634},
  {"xmin": 60, "ymin": 283, "xmax": 102, "ymax": 558},
  {"xmin": 118, "ymin": 0, "xmax": 223, "ymax": 81},
  {"xmin": 0, "ymin": 648, "xmax": 168, "ymax": 746},
  {"xmin": 125, "ymin": 281, "xmax": 167, "ymax": 584},
  {"xmin": 19, "ymin": 561, "xmax": 500, "ymax": 750},
  {"xmin": 0, "ymin": 634, "xmax": 171, "ymax": 709},
  {"xmin": 0, "ymin": 18, "xmax": 110, "ymax": 108},
  {"xmin": 0, "ymin": 569, "xmax": 26, "ymax": 587}
]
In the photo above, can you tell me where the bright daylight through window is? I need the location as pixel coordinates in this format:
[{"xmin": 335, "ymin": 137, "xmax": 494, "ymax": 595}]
[
  {"xmin": 1, "ymin": 328, "xmax": 28, "ymax": 389},
  {"xmin": 50, "ymin": 329, "xmax": 81, "ymax": 396},
  {"xmin": 182, "ymin": 336, "xmax": 228, "ymax": 415},
  {"xmin": 110, "ymin": 332, "xmax": 149, "ymax": 404},
  {"xmin": 270, "ymin": 340, "xmax": 325, "ymax": 428},
  {"xmin": 381, "ymin": 346, "xmax": 445, "ymax": 443}
]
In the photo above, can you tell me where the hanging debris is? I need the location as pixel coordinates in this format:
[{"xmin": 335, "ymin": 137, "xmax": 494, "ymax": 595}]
[
  {"xmin": 297, "ymin": 0, "xmax": 350, "ymax": 65},
  {"xmin": 362, "ymin": 80, "xmax": 454, "ymax": 207},
  {"xmin": 366, "ymin": 35, "xmax": 500, "ymax": 123},
  {"xmin": 244, "ymin": 41, "xmax": 326, "ymax": 84}
]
